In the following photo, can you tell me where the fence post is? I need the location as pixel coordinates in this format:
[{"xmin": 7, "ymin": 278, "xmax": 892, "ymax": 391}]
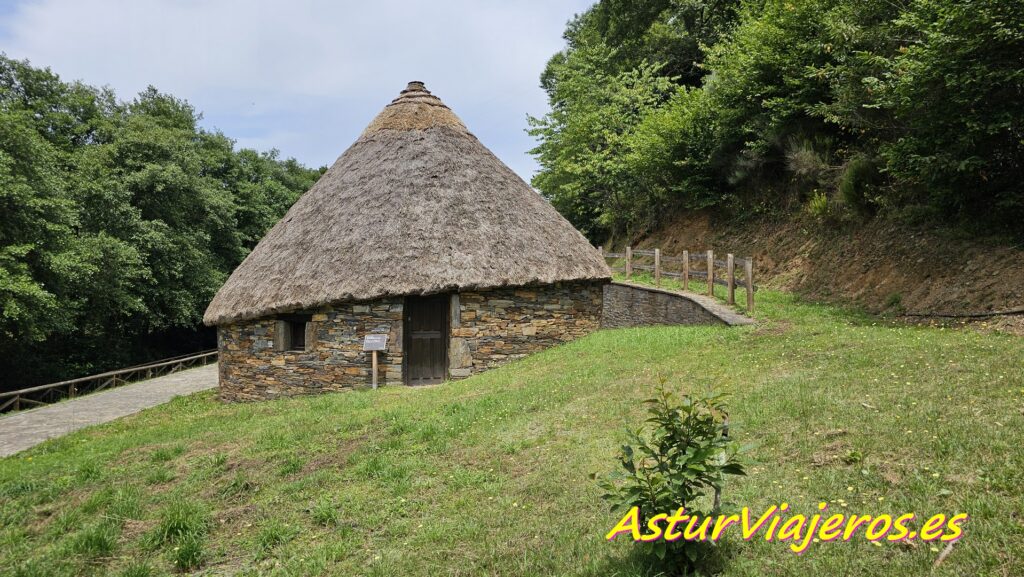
[
  {"xmin": 727, "ymin": 253, "xmax": 735, "ymax": 305},
  {"xmin": 598, "ymin": 246, "xmax": 603, "ymax": 258},
  {"xmin": 707, "ymin": 249, "xmax": 715, "ymax": 297},
  {"xmin": 682, "ymin": 250, "xmax": 689, "ymax": 289},
  {"xmin": 745, "ymin": 257, "xmax": 754, "ymax": 313},
  {"xmin": 625, "ymin": 246, "xmax": 633, "ymax": 280},
  {"xmin": 654, "ymin": 248, "xmax": 661, "ymax": 287}
]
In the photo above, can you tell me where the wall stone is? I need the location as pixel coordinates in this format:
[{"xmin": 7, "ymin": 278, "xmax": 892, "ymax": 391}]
[
  {"xmin": 601, "ymin": 282, "xmax": 726, "ymax": 328},
  {"xmin": 217, "ymin": 298, "xmax": 403, "ymax": 401},
  {"xmin": 217, "ymin": 280, "xmax": 606, "ymax": 401},
  {"xmin": 449, "ymin": 280, "xmax": 605, "ymax": 377}
]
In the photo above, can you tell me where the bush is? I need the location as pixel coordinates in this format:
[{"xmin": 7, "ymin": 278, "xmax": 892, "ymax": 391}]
[
  {"xmin": 838, "ymin": 154, "xmax": 882, "ymax": 216},
  {"xmin": 804, "ymin": 190, "xmax": 832, "ymax": 222},
  {"xmin": 598, "ymin": 384, "xmax": 745, "ymax": 572}
]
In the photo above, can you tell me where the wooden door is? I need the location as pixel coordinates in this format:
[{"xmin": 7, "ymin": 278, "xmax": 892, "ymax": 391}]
[{"xmin": 404, "ymin": 294, "xmax": 449, "ymax": 385}]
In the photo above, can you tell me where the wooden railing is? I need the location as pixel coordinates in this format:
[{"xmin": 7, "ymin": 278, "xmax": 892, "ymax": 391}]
[
  {"xmin": 0, "ymin": 349, "xmax": 218, "ymax": 414},
  {"xmin": 601, "ymin": 246, "xmax": 756, "ymax": 312}
]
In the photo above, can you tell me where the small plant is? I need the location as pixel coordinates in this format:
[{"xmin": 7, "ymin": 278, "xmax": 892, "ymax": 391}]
[
  {"xmin": 884, "ymin": 293, "xmax": 903, "ymax": 312},
  {"xmin": 69, "ymin": 520, "xmax": 120, "ymax": 559},
  {"xmin": 119, "ymin": 560, "xmax": 154, "ymax": 577},
  {"xmin": 170, "ymin": 530, "xmax": 204, "ymax": 571},
  {"xmin": 152, "ymin": 500, "xmax": 209, "ymax": 546},
  {"xmin": 310, "ymin": 498, "xmax": 340, "ymax": 526},
  {"xmin": 277, "ymin": 455, "xmax": 305, "ymax": 477},
  {"xmin": 219, "ymin": 472, "xmax": 256, "ymax": 499},
  {"xmin": 151, "ymin": 445, "xmax": 185, "ymax": 463},
  {"xmin": 75, "ymin": 461, "xmax": 103, "ymax": 483},
  {"xmin": 843, "ymin": 449, "xmax": 865, "ymax": 465},
  {"xmin": 597, "ymin": 383, "xmax": 746, "ymax": 572},
  {"xmin": 209, "ymin": 453, "xmax": 228, "ymax": 471},
  {"xmin": 145, "ymin": 466, "xmax": 175, "ymax": 485},
  {"xmin": 805, "ymin": 190, "xmax": 832, "ymax": 222},
  {"xmin": 255, "ymin": 517, "xmax": 298, "ymax": 556},
  {"xmin": 109, "ymin": 486, "xmax": 143, "ymax": 520}
]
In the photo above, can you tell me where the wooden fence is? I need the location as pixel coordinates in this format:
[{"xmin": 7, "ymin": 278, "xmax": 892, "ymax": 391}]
[
  {"xmin": 601, "ymin": 246, "xmax": 756, "ymax": 312},
  {"xmin": 0, "ymin": 349, "xmax": 219, "ymax": 414}
]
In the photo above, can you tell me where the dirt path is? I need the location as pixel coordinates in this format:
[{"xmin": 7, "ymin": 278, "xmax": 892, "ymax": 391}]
[{"xmin": 0, "ymin": 364, "xmax": 218, "ymax": 457}]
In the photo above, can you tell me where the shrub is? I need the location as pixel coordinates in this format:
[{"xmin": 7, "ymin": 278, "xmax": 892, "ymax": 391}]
[
  {"xmin": 838, "ymin": 154, "xmax": 882, "ymax": 216},
  {"xmin": 598, "ymin": 384, "xmax": 746, "ymax": 572}
]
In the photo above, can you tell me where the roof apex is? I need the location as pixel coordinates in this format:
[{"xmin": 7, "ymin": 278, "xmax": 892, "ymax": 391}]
[{"xmin": 362, "ymin": 80, "xmax": 467, "ymax": 136}]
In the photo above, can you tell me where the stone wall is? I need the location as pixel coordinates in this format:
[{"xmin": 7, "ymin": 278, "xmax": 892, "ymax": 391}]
[
  {"xmin": 601, "ymin": 282, "xmax": 727, "ymax": 328},
  {"xmin": 217, "ymin": 299, "xmax": 403, "ymax": 401},
  {"xmin": 217, "ymin": 280, "xmax": 607, "ymax": 401},
  {"xmin": 448, "ymin": 280, "xmax": 605, "ymax": 378}
]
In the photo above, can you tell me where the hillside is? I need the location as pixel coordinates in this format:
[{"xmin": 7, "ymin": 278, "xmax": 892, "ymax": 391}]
[
  {"xmin": 628, "ymin": 211, "xmax": 1024, "ymax": 333},
  {"xmin": 1, "ymin": 289, "xmax": 1021, "ymax": 576}
]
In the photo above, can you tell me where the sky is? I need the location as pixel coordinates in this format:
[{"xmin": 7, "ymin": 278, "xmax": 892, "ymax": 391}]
[{"xmin": 0, "ymin": 0, "xmax": 593, "ymax": 180}]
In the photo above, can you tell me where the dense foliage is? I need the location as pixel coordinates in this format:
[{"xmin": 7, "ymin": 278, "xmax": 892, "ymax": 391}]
[
  {"xmin": 531, "ymin": 0, "xmax": 1024, "ymax": 240},
  {"xmin": 0, "ymin": 56, "xmax": 322, "ymax": 390}
]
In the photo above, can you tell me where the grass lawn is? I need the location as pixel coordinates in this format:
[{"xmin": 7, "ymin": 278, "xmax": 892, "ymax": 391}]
[{"xmin": 1, "ymin": 286, "xmax": 1022, "ymax": 576}]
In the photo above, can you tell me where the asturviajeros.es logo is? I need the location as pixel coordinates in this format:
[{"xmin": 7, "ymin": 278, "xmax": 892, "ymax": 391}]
[{"xmin": 607, "ymin": 502, "xmax": 967, "ymax": 554}]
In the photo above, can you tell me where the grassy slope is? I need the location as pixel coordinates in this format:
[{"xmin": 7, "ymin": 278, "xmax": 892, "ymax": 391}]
[{"xmin": 1, "ymin": 287, "xmax": 1022, "ymax": 576}]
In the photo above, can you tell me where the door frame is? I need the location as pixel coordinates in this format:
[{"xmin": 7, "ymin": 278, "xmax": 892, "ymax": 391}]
[{"xmin": 402, "ymin": 293, "xmax": 450, "ymax": 386}]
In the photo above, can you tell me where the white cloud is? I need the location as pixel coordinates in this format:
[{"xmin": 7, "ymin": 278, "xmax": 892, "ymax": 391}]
[{"xmin": 0, "ymin": 0, "xmax": 592, "ymax": 178}]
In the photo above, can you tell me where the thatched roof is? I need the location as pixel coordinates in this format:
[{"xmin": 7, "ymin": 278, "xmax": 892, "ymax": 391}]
[{"xmin": 204, "ymin": 81, "xmax": 610, "ymax": 326}]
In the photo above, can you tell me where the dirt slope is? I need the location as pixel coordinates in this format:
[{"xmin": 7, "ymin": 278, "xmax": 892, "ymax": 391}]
[{"xmin": 628, "ymin": 211, "xmax": 1024, "ymax": 329}]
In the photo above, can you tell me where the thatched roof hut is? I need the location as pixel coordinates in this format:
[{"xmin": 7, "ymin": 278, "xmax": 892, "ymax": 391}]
[{"xmin": 204, "ymin": 81, "xmax": 609, "ymax": 326}]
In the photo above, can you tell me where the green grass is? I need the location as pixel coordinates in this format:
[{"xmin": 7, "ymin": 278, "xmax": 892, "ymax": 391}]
[{"xmin": 1, "ymin": 289, "xmax": 1022, "ymax": 575}]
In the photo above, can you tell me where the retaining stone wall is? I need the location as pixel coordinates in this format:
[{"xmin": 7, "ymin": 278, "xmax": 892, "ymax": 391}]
[{"xmin": 601, "ymin": 283, "xmax": 726, "ymax": 328}]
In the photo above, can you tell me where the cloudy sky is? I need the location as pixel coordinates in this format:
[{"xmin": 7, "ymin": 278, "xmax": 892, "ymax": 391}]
[{"xmin": 0, "ymin": 0, "xmax": 593, "ymax": 180}]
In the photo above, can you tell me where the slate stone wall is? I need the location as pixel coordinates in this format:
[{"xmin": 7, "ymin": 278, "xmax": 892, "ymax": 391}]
[
  {"xmin": 601, "ymin": 283, "xmax": 726, "ymax": 328},
  {"xmin": 217, "ymin": 299, "xmax": 403, "ymax": 401},
  {"xmin": 448, "ymin": 280, "xmax": 605, "ymax": 378},
  {"xmin": 217, "ymin": 280, "xmax": 606, "ymax": 401}
]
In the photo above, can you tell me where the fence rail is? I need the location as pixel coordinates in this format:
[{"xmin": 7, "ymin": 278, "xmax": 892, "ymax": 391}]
[
  {"xmin": 600, "ymin": 245, "xmax": 756, "ymax": 312},
  {"xmin": 0, "ymin": 349, "xmax": 219, "ymax": 414}
]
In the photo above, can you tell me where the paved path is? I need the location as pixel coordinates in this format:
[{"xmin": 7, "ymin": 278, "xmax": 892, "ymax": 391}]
[{"xmin": 0, "ymin": 364, "xmax": 218, "ymax": 457}]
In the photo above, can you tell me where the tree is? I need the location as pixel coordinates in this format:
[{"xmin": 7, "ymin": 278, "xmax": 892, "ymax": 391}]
[{"xmin": 0, "ymin": 55, "xmax": 322, "ymax": 389}]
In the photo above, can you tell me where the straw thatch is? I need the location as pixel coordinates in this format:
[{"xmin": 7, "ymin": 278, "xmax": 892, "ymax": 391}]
[{"xmin": 204, "ymin": 82, "xmax": 610, "ymax": 326}]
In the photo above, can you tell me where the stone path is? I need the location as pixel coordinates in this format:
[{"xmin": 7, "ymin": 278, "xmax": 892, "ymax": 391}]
[{"xmin": 0, "ymin": 364, "xmax": 218, "ymax": 458}]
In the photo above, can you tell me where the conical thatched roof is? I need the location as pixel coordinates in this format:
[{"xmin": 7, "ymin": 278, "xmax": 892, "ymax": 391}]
[{"xmin": 204, "ymin": 82, "xmax": 610, "ymax": 326}]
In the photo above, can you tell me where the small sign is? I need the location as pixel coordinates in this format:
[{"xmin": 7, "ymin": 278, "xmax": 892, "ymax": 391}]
[{"xmin": 362, "ymin": 334, "xmax": 388, "ymax": 351}]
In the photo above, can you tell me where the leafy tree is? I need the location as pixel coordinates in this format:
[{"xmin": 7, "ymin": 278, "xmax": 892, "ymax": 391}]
[
  {"xmin": 532, "ymin": 0, "xmax": 1024, "ymax": 239},
  {"xmin": 0, "ymin": 55, "xmax": 321, "ymax": 389}
]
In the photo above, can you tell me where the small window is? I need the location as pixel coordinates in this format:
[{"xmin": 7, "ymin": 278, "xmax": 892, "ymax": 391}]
[
  {"xmin": 275, "ymin": 314, "xmax": 312, "ymax": 352},
  {"xmin": 288, "ymin": 320, "xmax": 306, "ymax": 351}
]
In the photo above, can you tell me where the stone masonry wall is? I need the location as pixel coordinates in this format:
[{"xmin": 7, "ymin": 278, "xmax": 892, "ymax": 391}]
[
  {"xmin": 601, "ymin": 283, "xmax": 726, "ymax": 328},
  {"xmin": 217, "ymin": 298, "xmax": 403, "ymax": 401},
  {"xmin": 217, "ymin": 280, "xmax": 607, "ymax": 401},
  {"xmin": 448, "ymin": 280, "xmax": 605, "ymax": 378}
]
